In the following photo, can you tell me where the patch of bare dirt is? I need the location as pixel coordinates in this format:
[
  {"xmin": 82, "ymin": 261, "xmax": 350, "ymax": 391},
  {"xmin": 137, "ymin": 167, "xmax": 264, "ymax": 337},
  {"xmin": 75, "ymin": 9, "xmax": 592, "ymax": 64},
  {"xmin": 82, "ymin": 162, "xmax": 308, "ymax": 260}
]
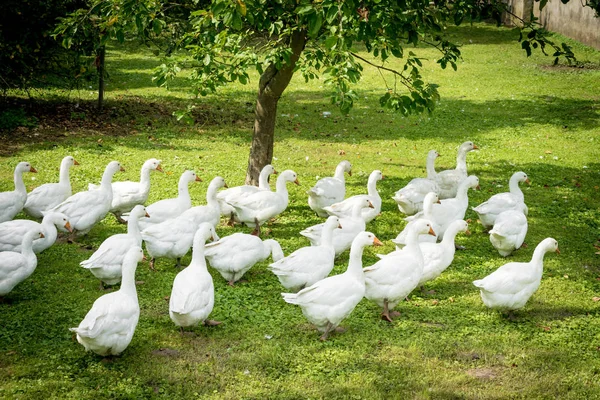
[{"xmin": 467, "ymin": 367, "xmax": 498, "ymax": 380}]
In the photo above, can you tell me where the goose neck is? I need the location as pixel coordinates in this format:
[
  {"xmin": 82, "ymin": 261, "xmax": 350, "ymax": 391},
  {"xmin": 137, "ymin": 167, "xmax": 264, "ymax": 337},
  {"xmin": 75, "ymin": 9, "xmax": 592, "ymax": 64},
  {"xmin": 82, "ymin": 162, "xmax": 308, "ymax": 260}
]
[
  {"xmin": 59, "ymin": 162, "xmax": 72, "ymax": 189},
  {"xmin": 321, "ymin": 224, "xmax": 336, "ymax": 246},
  {"xmin": 119, "ymin": 262, "xmax": 138, "ymax": 297},
  {"xmin": 258, "ymin": 170, "xmax": 271, "ymax": 190},
  {"xmin": 455, "ymin": 149, "xmax": 468, "ymax": 172},
  {"xmin": 100, "ymin": 168, "xmax": 116, "ymax": 189},
  {"xmin": 426, "ymin": 156, "xmax": 437, "ymax": 179},
  {"xmin": 367, "ymin": 178, "xmax": 379, "ymax": 197},
  {"xmin": 13, "ymin": 168, "xmax": 26, "ymax": 194},
  {"xmin": 334, "ymin": 164, "xmax": 347, "ymax": 182},
  {"xmin": 347, "ymin": 243, "xmax": 366, "ymax": 277},
  {"xmin": 509, "ymin": 176, "xmax": 524, "ymax": 199},
  {"xmin": 127, "ymin": 215, "xmax": 143, "ymax": 244}
]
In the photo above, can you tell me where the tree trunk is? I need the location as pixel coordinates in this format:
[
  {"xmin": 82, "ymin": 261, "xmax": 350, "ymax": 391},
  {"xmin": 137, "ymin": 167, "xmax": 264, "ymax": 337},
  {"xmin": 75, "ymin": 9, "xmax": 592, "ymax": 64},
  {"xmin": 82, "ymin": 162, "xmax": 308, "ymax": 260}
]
[
  {"xmin": 97, "ymin": 45, "xmax": 106, "ymax": 111},
  {"xmin": 245, "ymin": 30, "xmax": 307, "ymax": 185}
]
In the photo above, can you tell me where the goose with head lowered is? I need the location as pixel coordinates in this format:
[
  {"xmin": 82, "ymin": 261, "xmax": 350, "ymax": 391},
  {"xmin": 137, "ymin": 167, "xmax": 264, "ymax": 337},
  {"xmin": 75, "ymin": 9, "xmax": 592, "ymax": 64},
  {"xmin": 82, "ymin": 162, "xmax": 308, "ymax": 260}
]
[
  {"xmin": 473, "ymin": 171, "xmax": 530, "ymax": 229},
  {"xmin": 0, "ymin": 230, "xmax": 44, "ymax": 300},
  {"xmin": 473, "ymin": 238, "xmax": 559, "ymax": 313},
  {"xmin": 307, "ymin": 160, "xmax": 352, "ymax": 217},
  {"xmin": 80, "ymin": 205, "xmax": 149, "ymax": 288},
  {"xmin": 0, "ymin": 162, "xmax": 37, "ymax": 223},
  {"xmin": 393, "ymin": 192, "xmax": 441, "ymax": 249},
  {"xmin": 70, "ymin": 247, "xmax": 145, "ymax": 356},
  {"xmin": 169, "ymin": 223, "xmax": 221, "ymax": 333},
  {"xmin": 217, "ymin": 164, "xmax": 277, "ymax": 225},
  {"xmin": 24, "ymin": 156, "xmax": 78, "ymax": 218},
  {"xmin": 50, "ymin": 161, "xmax": 124, "ymax": 235},
  {"xmin": 393, "ymin": 150, "xmax": 440, "ymax": 215},
  {"xmin": 435, "ymin": 141, "xmax": 478, "ymax": 199},
  {"xmin": 269, "ymin": 216, "xmax": 341, "ymax": 292},
  {"xmin": 282, "ymin": 231, "xmax": 382, "ymax": 341},
  {"xmin": 489, "ymin": 206, "xmax": 528, "ymax": 257},
  {"xmin": 323, "ymin": 169, "xmax": 383, "ymax": 223},
  {"xmin": 0, "ymin": 211, "xmax": 72, "ymax": 253},
  {"xmin": 89, "ymin": 158, "xmax": 162, "ymax": 223},
  {"xmin": 204, "ymin": 233, "xmax": 284, "ymax": 286},
  {"xmin": 226, "ymin": 169, "xmax": 299, "ymax": 236}
]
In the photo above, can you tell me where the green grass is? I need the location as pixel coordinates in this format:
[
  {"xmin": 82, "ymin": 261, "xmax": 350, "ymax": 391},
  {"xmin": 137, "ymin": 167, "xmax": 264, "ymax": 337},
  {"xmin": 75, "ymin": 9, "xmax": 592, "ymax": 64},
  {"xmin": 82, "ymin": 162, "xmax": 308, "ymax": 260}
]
[{"xmin": 1, "ymin": 23, "xmax": 600, "ymax": 399}]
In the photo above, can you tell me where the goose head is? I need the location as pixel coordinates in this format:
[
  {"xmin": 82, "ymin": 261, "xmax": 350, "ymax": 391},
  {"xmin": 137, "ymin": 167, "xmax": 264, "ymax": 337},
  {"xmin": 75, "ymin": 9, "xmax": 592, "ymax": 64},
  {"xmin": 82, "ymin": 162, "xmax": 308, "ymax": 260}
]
[
  {"xmin": 424, "ymin": 192, "xmax": 441, "ymax": 206},
  {"xmin": 540, "ymin": 237, "xmax": 560, "ymax": 255},
  {"xmin": 412, "ymin": 219, "xmax": 436, "ymax": 237},
  {"xmin": 324, "ymin": 215, "xmax": 343, "ymax": 230},
  {"xmin": 513, "ymin": 171, "xmax": 530, "ymax": 185},
  {"xmin": 352, "ymin": 231, "xmax": 383, "ymax": 248},
  {"xmin": 279, "ymin": 170, "xmax": 300, "ymax": 185},
  {"xmin": 263, "ymin": 164, "xmax": 277, "ymax": 176},
  {"xmin": 463, "ymin": 175, "xmax": 480, "ymax": 190},
  {"xmin": 16, "ymin": 162, "xmax": 37, "ymax": 174},
  {"xmin": 105, "ymin": 161, "xmax": 125, "ymax": 175},
  {"xmin": 368, "ymin": 170, "xmax": 384, "ymax": 184},
  {"xmin": 180, "ymin": 170, "xmax": 201, "ymax": 184},
  {"xmin": 459, "ymin": 141, "xmax": 479, "ymax": 153},
  {"xmin": 62, "ymin": 156, "xmax": 79, "ymax": 168},
  {"xmin": 143, "ymin": 158, "xmax": 163, "ymax": 173},
  {"xmin": 427, "ymin": 150, "xmax": 440, "ymax": 160},
  {"xmin": 209, "ymin": 176, "xmax": 228, "ymax": 190},
  {"xmin": 124, "ymin": 246, "xmax": 145, "ymax": 266},
  {"xmin": 194, "ymin": 222, "xmax": 218, "ymax": 244},
  {"xmin": 46, "ymin": 211, "xmax": 72, "ymax": 233},
  {"xmin": 130, "ymin": 205, "xmax": 150, "ymax": 219},
  {"xmin": 339, "ymin": 160, "xmax": 352, "ymax": 176},
  {"xmin": 451, "ymin": 219, "xmax": 470, "ymax": 236}
]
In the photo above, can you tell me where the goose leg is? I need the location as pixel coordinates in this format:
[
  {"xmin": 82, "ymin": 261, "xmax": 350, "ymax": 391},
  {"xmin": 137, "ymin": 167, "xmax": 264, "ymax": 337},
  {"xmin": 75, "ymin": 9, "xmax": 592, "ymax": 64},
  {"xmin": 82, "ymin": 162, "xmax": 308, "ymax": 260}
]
[
  {"xmin": 319, "ymin": 322, "xmax": 334, "ymax": 341},
  {"xmin": 250, "ymin": 218, "xmax": 261, "ymax": 236},
  {"xmin": 228, "ymin": 280, "xmax": 235, "ymax": 287},
  {"xmin": 227, "ymin": 212, "xmax": 236, "ymax": 227},
  {"xmin": 149, "ymin": 258, "xmax": 156, "ymax": 271},
  {"xmin": 175, "ymin": 258, "xmax": 182, "ymax": 268},
  {"xmin": 382, "ymin": 300, "xmax": 393, "ymax": 323},
  {"xmin": 114, "ymin": 212, "xmax": 127, "ymax": 224}
]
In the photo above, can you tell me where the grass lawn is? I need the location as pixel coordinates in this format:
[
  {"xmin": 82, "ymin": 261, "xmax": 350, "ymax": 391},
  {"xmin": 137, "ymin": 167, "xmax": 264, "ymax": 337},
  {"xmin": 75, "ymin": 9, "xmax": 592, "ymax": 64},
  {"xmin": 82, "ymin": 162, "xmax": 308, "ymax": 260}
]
[{"xmin": 1, "ymin": 23, "xmax": 600, "ymax": 399}]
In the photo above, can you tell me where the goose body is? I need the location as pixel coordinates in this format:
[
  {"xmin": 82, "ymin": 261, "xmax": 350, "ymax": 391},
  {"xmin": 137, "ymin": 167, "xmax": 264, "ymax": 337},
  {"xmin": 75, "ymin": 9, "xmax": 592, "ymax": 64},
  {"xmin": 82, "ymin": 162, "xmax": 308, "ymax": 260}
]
[
  {"xmin": 169, "ymin": 224, "xmax": 218, "ymax": 329},
  {"xmin": 419, "ymin": 220, "xmax": 469, "ymax": 285},
  {"xmin": 0, "ymin": 230, "xmax": 44, "ymax": 297},
  {"xmin": 0, "ymin": 162, "xmax": 37, "ymax": 223},
  {"xmin": 204, "ymin": 233, "xmax": 284, "ymax": 285},
  {"xmin": 0, "ymin": 212, "xmax": 71, "ymax": 253},
  {"xmin": 50, "ymin": 161, "xmax": 124, "ymax": 235},
  {"xmin": 80, "ymin": 205, "xmax": 149, "ymax": 286},
  {"xmin": 217, "ymin": 164, "xmax": 276, "ymax": 219},
  {"xmin": 300, "ymin": 199, "xmax": 373, "ymax": 256},
  {"xmin": 270, "ymin": 216, "xmax": 341, "ymax": 291},
  {"xmin": 473, "ymin": 171, "xmax": 530, "ymax": 228},
  {"xmin": 323, "ymin": 170, "xmax": 383, "ymax": 223},
  {"xmin": 473, "ymin": 238, "xmax": 559, "ymax": 310},
  {"xmin": 307, "ymin": 160, "xmax": 352, "ymax": 217},
  {"xmin": 364, "ymin": 220, "xmax": 435, "ymax": 321},
  {"xmin": 434, "ymin": 141, "xmax": 478, "ymax": 199},
  {"xmin": 489, "ymin": 208, "xmax": 528, "ymax": 257},
  {"xmin": 393, "ymin": 150, "xmax": 440, "ymax": 215},
  {"xmin": 24, "ymin": 156, "xmax": 77, "ymax": 218},
  {"xmin": 393, "ymin": 192, "xmax": 441, "ymax": 249},
  {"xmin": 136, "ymin": 170, "xmax": 200, "ymax": 231},
  {"xmin": 282, "ymin": 232, "xmax": 382, "ymax": 340},
  {"xmin": 70, "ymin": 247, "xmax": 144, "ymax": 356}
]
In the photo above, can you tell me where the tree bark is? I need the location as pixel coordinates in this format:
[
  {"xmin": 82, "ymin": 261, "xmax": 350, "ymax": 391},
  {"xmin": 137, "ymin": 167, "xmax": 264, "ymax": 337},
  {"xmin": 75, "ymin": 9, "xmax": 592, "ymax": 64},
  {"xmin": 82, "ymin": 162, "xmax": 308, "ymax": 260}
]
[
  {"xmin": 97, "ymin": 45, "xmax": 106, "ymax": 111},
  {"xmin": 245, "ymin": 29, "xmax": 307, "ymax": 185}
]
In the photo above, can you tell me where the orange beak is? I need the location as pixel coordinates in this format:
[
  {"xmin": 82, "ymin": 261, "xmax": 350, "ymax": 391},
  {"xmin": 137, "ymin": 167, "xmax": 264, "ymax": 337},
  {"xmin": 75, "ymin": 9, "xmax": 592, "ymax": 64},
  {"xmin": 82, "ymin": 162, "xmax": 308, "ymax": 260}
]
[
  {"xmin": 338, "ymin": 223, "xmax": 343, "ymax": 229},
  {"xmin": 74, "ymin": 160, "xmax": 80, "ymax": 166},
  {"xmin": 223, "ymin": 182, "xmax": 229, "ymax": 188},
  {"xmin": 436, "ymin": 199, "xmax": 441, "ymax": 204},
  {"xmin": 465, "ymin": 229, "xmax": 472, "ymax": 236},
  {"xmin": 525, "ymin": 178, "xmax": 531, "ymax": 185},
  {"xmin": 195, "ymin": 176, "xmax": 202, "ymax": 182},
  {"xmin": 294, "ymin": 178, "xmax": 300, "ymax": 186},
  {"xmin": 428, "ymin": 227, "xmax": 436, "ymax": 236},
  {"xmin": 373, "ymin": 237, "xmax": 383, "ymax": 246},
  {"xmin": 64, "ymin": 222, "xmax": 73, "ymax": 233},
  {"xmin": 348, "ymin": 170, "xmax": 352, "ymax": 176},
  {"xmin": 381, "ymin": 175, "xmax": 385, "ymax": 180},
  {"xmin": 145, "ymin": 212, "xmax": 150, "ymax": 218},
  {"xmin": 555, "ymin": 248, "xmax": 560, "ymax": 255},
  {"xmin": 39, "ymin": 232, "xmax": 45, "ymax": 239},
  {"xmin": 30, "ymin": 167, "xmax": 38, "ymax": 173},
  {"xmin": 273, "ymin": 169, "xmax": 278, "ymax": 175},
  {"xmin": 119, "ymin": 166, "xmax": 125, "ymax": 172},
  {"xmin": 437, "ymin": 153, "xmax": 441, "ymax": 157},
  {"xmin": 473, "ymin": 144, "xmax": 479, "ymax": 150},
  {"xmin": 368, "ymin": 200, "xmax": 374, "ymax": 209},
  {"xmin": 156, "ymin": 165, "xmax": 164, "ymax": 173},
  {"xmin": 476, "ymin": 185, "xmax": 481, "ymax": 190}
]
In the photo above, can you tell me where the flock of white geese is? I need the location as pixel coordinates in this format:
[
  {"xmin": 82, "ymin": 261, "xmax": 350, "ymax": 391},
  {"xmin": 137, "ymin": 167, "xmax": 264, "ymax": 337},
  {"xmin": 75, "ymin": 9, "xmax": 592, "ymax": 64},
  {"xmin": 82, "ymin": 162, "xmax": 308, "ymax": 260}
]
[{"xmin": 0, "ymin": 141, "xmax": 559, "ymax": 352}]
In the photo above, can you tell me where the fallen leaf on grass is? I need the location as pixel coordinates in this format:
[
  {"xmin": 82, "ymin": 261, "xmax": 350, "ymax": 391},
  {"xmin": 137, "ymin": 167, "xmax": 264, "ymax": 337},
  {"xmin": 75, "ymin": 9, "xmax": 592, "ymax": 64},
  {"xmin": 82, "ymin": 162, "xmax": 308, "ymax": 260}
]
[{"xmin": 593, "ymin": 297, "xmax": 600, "ymax": 302}]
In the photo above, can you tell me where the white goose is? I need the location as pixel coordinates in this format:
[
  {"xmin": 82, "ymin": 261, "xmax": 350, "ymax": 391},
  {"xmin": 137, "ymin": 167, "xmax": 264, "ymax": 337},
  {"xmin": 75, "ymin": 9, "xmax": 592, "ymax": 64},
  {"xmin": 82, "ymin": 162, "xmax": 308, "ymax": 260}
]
[
  {"xmin": 393, "ymin": 150, "xmax": 440, "ymax": 215},
  {"xmin": 282, "ymin": 231, "xmax": 382, "ymax": 341},
  {"xmin": 364, "ymin": 220, "xmax": 435, "ymax": 322},
  {"xmin": 50, "ymin": 161, "xmax": 124, "ymax": 235},
  {"xmin": 0, "ymin": 162, "xmax": 37, "ymax": 223},
  {"xmin": 323, "ymin": 170, "xmax": 383, "ymax": 223},
  {"xmin": 307, "ymin": 160, "xmax": 352, "ymax": 217},
  {"xmin": 473, "ymin": 171, "xmax": 530, "ymax": 229},
  {"xmin": 300, "ymin": 198, "xmax": 373, "ymax": 256},
  {"xmin": 0, "ymin": 230, "xmax": 44, "ymax": 298},
  {"xmin": 142, "ymin": 177, "xmax": 226, "ymax": 269},
  {"xmin": 393, "ymin": 192, "xmax": 441, "ymax": 249},
  {"xmin": 269, "ymin": 216, "xmax": 341, "ymax": 292},
  {"xmin": 24, "ymin": 156, "xmax": 78, "ymax": 218},
  {"xmin": 435, "ymin": 141, "xmax": 478, "ymax": 199},
  {"xmin": 473, "ymin": 238, "xmax": 559, "ymax": 312},
  {"xmin": 489, "ymin": 207, "xmax": 528, "ymax": 257},
  {"xmin": 0, "ymin": 212, "xmax": 71, "ymax": 253},
  {"xmin": 90, "ymin": 158, "xmax": 162, "ymax": 223},
  {"xmin": 227, "ymin": 170, "xmax": 299, "ymax": 236},
  {"xmin": 70, "ymin": 247, "xmax": 144, "ymax": 356},
  {"xmin": 136, "ymin": 170, "xmax": 200, "ymax": 231},
  {"xmin": 419, "ymin": 220, "xmax": 470, "ymax": 286},
  {"xmin": 169, "ymin": 223, "xmax": 221, "ymax": 333},
  {"xmin": 204, "ymin": 233, "xmax": 284, "ymax": 286},
  {"xmin": 408, "ymin": 176, "xmax": 479, "ymax": 240},
  {"xmin": 217, "ymin": 164, "xmax": 277, "ymax": 224},
  {"xmin": 80, "ymin": 205, "xmax": 149, "ymax": 288}
]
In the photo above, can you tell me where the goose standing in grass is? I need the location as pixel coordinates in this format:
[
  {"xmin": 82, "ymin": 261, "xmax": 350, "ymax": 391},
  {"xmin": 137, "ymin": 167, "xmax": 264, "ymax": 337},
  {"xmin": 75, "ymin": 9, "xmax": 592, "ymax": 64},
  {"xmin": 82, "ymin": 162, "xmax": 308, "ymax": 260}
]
[
  {"xmin": 489, "ymin": 206, "xmax": 528, "ymax": 257},
  {"xmin": 227, "ymin": 169, "xmax": 299, "ymax": 236},
  {"xmin": 80, "ymin": 205, "xmax": 149, "ymax": 288},
  {"xmin": 473, "ymin": 171, "xmax": 530, "ymax": 229},
  {"xmin": 50, "ymin": 161, "xmax": 124, "ymax": 236},
  {"xmin": 300, "ymin": 198, "xmax": 373, "ymax": 256},
  {"xmin": 364, "ymin": 220, "xmax": 435, "ymax": 322},
  {"xmin": 169, "ymin": 224, "xmax": 221, "ymax": 333},
  {"xmin": 0, "ymin": 162, "xmax": 37, "ymax": 223},
  {"xmin": 282, "ymin": 231, "xmax": 382, "ymax": 341},
  {"xmin": 142, "ymin": 177, "xmax": 226, "ymax": 269},
  {"xmin": 323, "ymin": 170, "xmax": 383, "ymax": 223},
  {"xmin": 24, "ymin": 156, "xmax": 78, "ymax": 218},
  {"xmin": 136, "ymin": 170, "xmax": 200, "ymax": 231},
  {"xmin": 0, "ymin": 212, "xmax": 72, "ymax": 253},
  {"xmin": 0, "ymin": 230, "xmax": 44, "ymax": 299},
  {"xmin": 393, "ymin": 150, "xmax": 440, "ymax": 215},
  {"xmin": 70, "ymin": 247, "xmax": 144, "ymax": 356},
  {"xmin": 269, "ymin": 216, "xmax": 341, "ymax": 292},
  {"xmin": 473, "ymin": 238, "xmax": 559, "ymax": 313},
  {"xmin": 89, "ymin": 158, "xmax": 162, "ymax": 223},
  {"xmin": 217, "ymin": 164, "xmax": 277, "ymax": 225},
  {"xmin": 393, "ymin": 192, "xmax": 441, "ymax": 249},
  {"xmin": 204, "ymin": 233, "xmax": 284, "ymax": 286},
  {"xmin": 435, "ymin": 141, "xmax": 478, "ymax": 199},
  {"xmin": 307, "ymin": 160, "xmax": 352, "ymax": 217}
]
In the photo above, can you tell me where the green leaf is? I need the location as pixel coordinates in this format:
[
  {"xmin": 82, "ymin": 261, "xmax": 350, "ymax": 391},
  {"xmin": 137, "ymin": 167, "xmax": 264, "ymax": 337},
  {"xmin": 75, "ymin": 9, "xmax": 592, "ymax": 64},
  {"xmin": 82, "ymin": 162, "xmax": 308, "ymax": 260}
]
[
  {"xmin": 203, "ymin": 54, "xmax": 211, "ymax": 66},
  {"xmin": 308, "ymin": 13, "xmax": 323, "ymax": 38},
  {"xmin": 295, "ymin": 5, "xmax": 315, "ymax": 15}
]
